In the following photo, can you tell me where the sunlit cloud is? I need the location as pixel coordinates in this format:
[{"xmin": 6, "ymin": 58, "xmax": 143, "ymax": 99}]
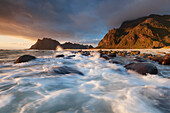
[
  {"xmin": 0, "ymin": 0, "xmax": 169, "ymax": 49},
  {"xmin": 0, "ymin": 36, "xmax": 34, "ymax": 49}
]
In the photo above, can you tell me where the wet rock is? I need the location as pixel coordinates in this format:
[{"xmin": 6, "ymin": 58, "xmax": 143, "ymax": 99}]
[
  {"xmin": 64, "ymin": 55, "xmax": 76, "ymax": 59},
  {"xmin": 81, "ymin": 51, "xmax": 90, "ymax": 56},
  {"xmin": 125, "ymin": 63, "xmax": 158, "ymax": 75},
  {"xmin": 118, "ymin": 51, "xmax": 127, "ymax": 57},
  {"xmin": 14, "ymin": 55, "xmax": 36, "ymax": 63},
  {"xmin": 52, "ymin": 66, "xmax": 84, "ymax": 75},
  {"xmin": 130, "ymin": 51, "xmax": 140, "ymax": 56},
  {"xmin": 134, "ymin": 56, "xmax": 147, "ymax": 62},
  {"xmin": 56, "ymin": 54, "xmax": 64, "ymax": 58},
  {"xmin": 100, "ymin": 54, "xmax": 110, "ymax": 60},
  {"xmin": 116, "ymin": 51, "xmax": 127, "ymax": 57},
  {"xmin": 148, "ymin": 56, "xmax": 162, "ymax": 62},
  {"xmin": 157, "ymin": 52, "xmax": 166, "ymax": 54},
  {"xmin": 109, "ymin": 60, "xmax": 123, "ymax": 65},
  {"xmin": 159, "ymin": 53, "xmax": 170, "ymax": 65},
  {"xmin": 107, "ymin": 53, "xmax": 116, "ymax": 57},
  {"xmin": 139, "ymin": 53, "xmax": 153, "ymax": 58}
]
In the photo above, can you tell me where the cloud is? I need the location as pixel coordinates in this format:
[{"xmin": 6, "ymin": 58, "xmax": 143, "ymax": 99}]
[{"xmin": 0, "ymin": 0, "xmax": 169, "ymax": 45}]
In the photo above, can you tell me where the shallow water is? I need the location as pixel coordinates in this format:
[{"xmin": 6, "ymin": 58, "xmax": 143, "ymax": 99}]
[{"xmin": 0, "ymin": 50, "xmax": 170, "ymax": 113}]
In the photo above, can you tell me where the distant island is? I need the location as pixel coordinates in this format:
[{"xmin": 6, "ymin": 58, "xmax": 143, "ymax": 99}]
[
  {"xmin": 30, "ymin": 38, "xmax": 93, "ymax": 50},
  {"xmin": 97, "ymin": 14, "xmax": 170, "ymax": 49}
]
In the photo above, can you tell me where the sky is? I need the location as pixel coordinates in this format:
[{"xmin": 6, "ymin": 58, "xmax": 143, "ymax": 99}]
[{"xmin": 0, "ymin": 0, "xmax": 170, "ymax": 49}]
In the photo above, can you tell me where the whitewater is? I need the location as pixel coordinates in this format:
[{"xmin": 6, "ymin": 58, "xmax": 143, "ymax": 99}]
[{"xmin": 0, "ymin": 49, "xmax": 170, "ymax": 113}]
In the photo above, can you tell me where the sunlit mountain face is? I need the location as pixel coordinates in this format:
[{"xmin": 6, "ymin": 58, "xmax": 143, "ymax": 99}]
[{"xmin": 0, "ymin": 0, "xmax": 170, "ymax": 49}]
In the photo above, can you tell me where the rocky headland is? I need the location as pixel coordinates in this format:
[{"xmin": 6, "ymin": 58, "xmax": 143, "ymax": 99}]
[
  {"xmin": 30, "ymin": 38, "xmax": 93, "ymax": 50},
  {"xmin": 97, "ymin": 14, "xmax": 170, "ymax": 49}
]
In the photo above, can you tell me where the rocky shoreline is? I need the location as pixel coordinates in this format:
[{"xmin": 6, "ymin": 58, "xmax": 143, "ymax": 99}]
[{"xmin": 14, "ymin": 49, "xmax": 170, "ymax": 78}]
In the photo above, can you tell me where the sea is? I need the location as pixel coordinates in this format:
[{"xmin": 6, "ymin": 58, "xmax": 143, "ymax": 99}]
[{"xmin": 0, "ymin": 49, "xmax": 170, "ymax": 113}]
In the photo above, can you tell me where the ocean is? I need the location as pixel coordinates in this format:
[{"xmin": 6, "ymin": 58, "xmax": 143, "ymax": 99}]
[{"xmin": 0, "ymin": 49, "xmax": 170, "ymax": 113}]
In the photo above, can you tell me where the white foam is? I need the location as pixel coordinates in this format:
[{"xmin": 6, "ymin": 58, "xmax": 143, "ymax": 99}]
[{"xmin": 0, "ymin": 94, "xmax": 14, "ymax": 108}]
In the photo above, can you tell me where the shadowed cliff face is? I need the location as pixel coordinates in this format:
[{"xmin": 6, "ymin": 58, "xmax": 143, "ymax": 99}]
[
  {"xmin": 97, "ymin": 14, "xmax": 170, "ymax": 49},
  {"xmin": 30, "ymin": 38, "xmax": 61, "ymax": 50},
  {"xmin": 30, "ymin": 38, "xmax": 93, "ymax": 50}
]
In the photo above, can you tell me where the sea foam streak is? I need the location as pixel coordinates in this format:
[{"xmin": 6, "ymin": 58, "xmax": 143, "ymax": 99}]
[{"xmin": 0, "ymin": 50, "xmax": 169, "ymax": 113}]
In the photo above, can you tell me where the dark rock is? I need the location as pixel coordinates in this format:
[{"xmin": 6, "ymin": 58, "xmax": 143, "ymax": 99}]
[
  {"xmin": 62, "ymin": 42, "xmax": 93, "ymax": 49},
  {"xmin": 56, "ymin": 54, "xmax": 64, "ymax": 58},
  {"xmin": 125, "ymin": 63, "xmax": 158, "ymax": 75},
  {"xmin": 107, "ymin": 53, "xmax": 116, "ymax": 57},
  {"xmin": 100, "ymin": 54, "xmax": 110, "ymax": 60},
  {"xmin": 30, "ymin": 38, "xmax": 93, "ymax": 50},
  {"xmin": 159, "ymin": 53, "xmax": 170, "ymax": 65},
  {"xmin": 30, "ymin": 38, "xmax": 60, "ymax": 50},
  {"xmin": 148, "ymin": 56, "xmax": 162, "ymax": 62},
  {"xmin": 139, "ymin": 53, "xmax": 153, "ymax": 58},
  {"xmin": 52, "ymin": 66, "xmax": 84, "ymax": 75},
  {"xmin": 117, "ymin": 51, "xmax": 127, "ymax": 57},
  {"xmin": 81, "ymin": 51, "xmax": 90, "ymax": 56},
  {"xmin": 14, "ymin": 55, "xmax": 36, "ymax": 63},
  {"xmin": 109, "ymin": 60, "xmax": 123, "ymax": 65},
  {"xmin": 130, "ymin": 51, "xmax": 140, "ymax": 55},
  {"xmin": 64, "ymin": 55, "xmax": 76, "ymax": 59},
  {"xmin": 134, "ymin": 56, "xmax": 147, "ymax": 62}
]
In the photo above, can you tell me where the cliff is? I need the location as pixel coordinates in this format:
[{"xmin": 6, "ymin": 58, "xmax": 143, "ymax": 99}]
[{"xmin": 97, "ymin": 14, "xmax": 170, "ymax": 49}]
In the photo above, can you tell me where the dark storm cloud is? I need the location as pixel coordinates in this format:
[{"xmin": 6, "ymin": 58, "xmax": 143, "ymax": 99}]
[{"xmin": 0, "ymin": 0, "xmax": 169, "ymax": 44}]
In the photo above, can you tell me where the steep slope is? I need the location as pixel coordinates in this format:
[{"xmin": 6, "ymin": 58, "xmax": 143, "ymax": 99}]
[{"xmin": 97, "ymin": 14, "xmax": 170, "ymax": 49}]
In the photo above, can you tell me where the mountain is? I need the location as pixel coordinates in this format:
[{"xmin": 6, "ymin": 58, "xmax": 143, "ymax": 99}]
[
  {"xmin": 30, "ymin": 38, "xmax": 60, "ymax": 50},
  {"xmin": 62, "ymin": 42, "xmax": 93, "ymax": 49},
  {"xmin": 30, "ymin": 38, "xmax": 93, "ymax": 50},
  {"xmin": 97, "ymin": 14, "xmax": 170, "ymax": 49}
]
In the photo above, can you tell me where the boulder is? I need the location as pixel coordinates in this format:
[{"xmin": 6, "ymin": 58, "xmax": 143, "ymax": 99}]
[
  {"xmin": 100, "ymin": 54, "xmax": 110, "ymax": 60},
  {"xmin": 139, "ymin": 53, "xmax": 153, "ymax": 58},
  {"xmin": 14, "ymin": 55, "xmax": 36, "ymax": 63},
  {"xmin": 118, "ymin": 51, "xmax": 127, "ymax": 57},
  {"xmin": 148, "ymin": 56, "xmax": 162, "ymax": 62},
  {"xmin": 107, "ymin": 53, "xmax": 116, "ymax": 57},
  {"xmin": 52, "ymin": 66, "xmax": 84, "ymax": 75},
  {"xmin": 130, "ymin": 51, "xmax": 140, "ymax": 56},
  {"xmin": 81, "ymin": 51, "xmax": 90, "ymax": 56},
  {"xmin": 125, "ymin": 63, "xmax": 158, "ymax": 75},
  {"xmin": 159, "ymin": 53, "xmax": 170, "ymax": 65}
]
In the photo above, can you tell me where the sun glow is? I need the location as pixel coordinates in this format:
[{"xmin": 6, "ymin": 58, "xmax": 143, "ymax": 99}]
[{"xmin": 0, "ymin": 36, "xmax": 34, "ymax": 49}]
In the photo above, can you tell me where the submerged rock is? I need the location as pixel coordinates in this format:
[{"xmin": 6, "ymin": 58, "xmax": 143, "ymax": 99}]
[
  {"xmin": 64, "ymin": 55, "xmax": 76, "ymax": 59},
  {"xmin": 125, "ymin": 63, "xmax": 158, "ymax": 75},
  {"xmin": 109, "ymin": 60, "xmax": 124, "ymax": 65},
  {"xmin": 56, "ymin": 54, "xmax": 64, "ymax": 58},
  {"xmin": 14, "ymin": 55, "xmax": 36, "ymax": 63},
  {"xmin": 52, "ymin": 66, "xmax": 84, "ymax": 75}
]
